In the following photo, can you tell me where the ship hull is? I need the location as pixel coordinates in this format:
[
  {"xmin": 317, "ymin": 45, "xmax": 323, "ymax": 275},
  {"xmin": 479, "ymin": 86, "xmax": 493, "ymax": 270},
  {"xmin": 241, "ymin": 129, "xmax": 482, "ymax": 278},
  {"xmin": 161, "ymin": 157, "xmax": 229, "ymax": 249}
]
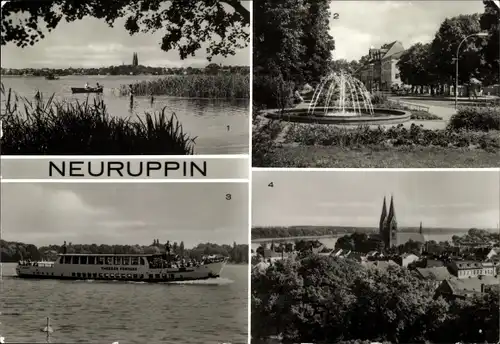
[{"xmin": 16, "ymin": 260, "xmax": 226, "ymax": 283}]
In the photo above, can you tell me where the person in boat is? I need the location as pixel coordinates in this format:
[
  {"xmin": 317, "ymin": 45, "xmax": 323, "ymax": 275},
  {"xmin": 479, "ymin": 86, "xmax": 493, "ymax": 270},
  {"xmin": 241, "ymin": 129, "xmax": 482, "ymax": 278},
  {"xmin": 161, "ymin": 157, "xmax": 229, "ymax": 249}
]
[
  {"xmin": 62, "ymin": 241, "xmax": 67, "ymax": 254},
  {"xmin": 128, "ymin": 84, "xmax": 134, "ymax": 96},
  {"xmin": 165, "ymin": 241, "xmax": 171, "ymax": 255},
  {"xmin": 84, "ymin": 82, "xmax": 90, "ymax": 90}
]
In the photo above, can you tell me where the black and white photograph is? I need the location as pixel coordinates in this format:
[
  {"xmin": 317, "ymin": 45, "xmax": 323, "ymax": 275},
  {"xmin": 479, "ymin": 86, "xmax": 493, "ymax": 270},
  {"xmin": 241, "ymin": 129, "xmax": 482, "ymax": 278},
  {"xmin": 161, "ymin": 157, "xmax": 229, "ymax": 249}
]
[
  {"xmin": 0, "ymin": 0, "xmax": 250, "ymax": 155},
  {"xmin": 251, "ymin": 170, "xmax": 499, "ymax": 343},
  {"xmin": 252, "ymin": 0, "xmax": 500, "ymax": 168},
  {"xmin": 0, "ymin": 182, "xmax": 248, "ymax": 343}
]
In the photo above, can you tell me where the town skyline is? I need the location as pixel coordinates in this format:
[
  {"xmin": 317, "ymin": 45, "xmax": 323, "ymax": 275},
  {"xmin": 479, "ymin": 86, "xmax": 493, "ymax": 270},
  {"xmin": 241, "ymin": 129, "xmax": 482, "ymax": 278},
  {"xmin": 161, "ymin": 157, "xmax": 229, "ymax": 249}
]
[
  {"xmin": 252, "ymin": 171, "xmax": 500, "ymax": 229},
  {"xmin": 1, "ymin": 183, "xmax": 248, "ymax": 247},
  {"xmin": 331, "ymin": 0, "xmax": 485, "ymax": 61}
]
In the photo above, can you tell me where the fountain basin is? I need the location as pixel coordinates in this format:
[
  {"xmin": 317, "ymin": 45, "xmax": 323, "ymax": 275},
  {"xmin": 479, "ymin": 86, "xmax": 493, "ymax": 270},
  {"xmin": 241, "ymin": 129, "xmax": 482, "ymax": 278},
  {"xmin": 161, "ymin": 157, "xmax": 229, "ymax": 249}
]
[{"xmin": 263, "ymin": 107, "xmax": 411, "ymax": 125}]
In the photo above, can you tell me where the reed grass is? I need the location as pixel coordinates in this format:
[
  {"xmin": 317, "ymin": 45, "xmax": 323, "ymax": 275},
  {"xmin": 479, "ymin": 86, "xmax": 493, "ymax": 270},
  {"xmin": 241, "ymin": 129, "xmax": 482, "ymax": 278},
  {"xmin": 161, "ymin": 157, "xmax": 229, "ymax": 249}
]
[
  {"xmin": 0, "ymin": 83, "xmax": 196, "ymax": 155},
  {"xmin": 120, "ymin": 74, "xmax": 250, "ymax": 98}
]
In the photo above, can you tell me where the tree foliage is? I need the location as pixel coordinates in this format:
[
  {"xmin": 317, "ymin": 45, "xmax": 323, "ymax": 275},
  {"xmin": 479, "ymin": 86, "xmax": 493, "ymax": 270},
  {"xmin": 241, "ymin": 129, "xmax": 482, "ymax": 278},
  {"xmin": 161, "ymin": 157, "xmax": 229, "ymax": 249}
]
[
  {"xmin": 430, "ymin": 14, "xmax": 487, "ymax": 84},
  {"xmin": 252, "ymin": 254, "xmax": 499, "ymax": 343},
  {"xmin": 480, "ymin": 0, "xmax": 500, "ymax": 84},
  {"xmin": 397, "ymin": 43, "xmax": 434, "ymax": 86},
  {"xmin": 253, "ymin": 0, "xmax": 334, "ymax": 82},
  {"xmin": 0, "ymin": 0, "xmax": 249, "ymax": 61}
]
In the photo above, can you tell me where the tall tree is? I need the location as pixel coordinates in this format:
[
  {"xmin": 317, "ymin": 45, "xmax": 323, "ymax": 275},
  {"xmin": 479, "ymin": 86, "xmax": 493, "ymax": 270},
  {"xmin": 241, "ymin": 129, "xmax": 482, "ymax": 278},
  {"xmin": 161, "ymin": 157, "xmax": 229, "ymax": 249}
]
[
  {"xmin": 480, "ymin": 0, "xmax": 500, "ymax": 84},
  {"xmin": 430, "ymin": 14, "xmax": 487, "ymax": 85},
  {"xmin": 300, "ymin": 0, "xmax": 336, "ymax": 82},
  {"xmin": 0, "ymin": 0, "xmax": 249, "ymax": 61},
  {"xmin": 397, "ymin": 43, "xmax": 434, "ymax": 87}
]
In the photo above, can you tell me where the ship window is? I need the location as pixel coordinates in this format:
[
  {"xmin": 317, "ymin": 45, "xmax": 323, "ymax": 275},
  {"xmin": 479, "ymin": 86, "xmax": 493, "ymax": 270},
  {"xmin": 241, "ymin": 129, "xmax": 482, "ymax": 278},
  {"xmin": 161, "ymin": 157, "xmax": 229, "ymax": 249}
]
[
  {"xmin": 127, "ymin": 274, "xmax": 132, "ymax": 279},
  {"xmin": 131, "ymin": 257, "xmax": 139, "ymax": 265},
  {"xmin": 155, "ymin": 274, "xmax": 160, "ymax": 279},
  {"xmin": 170, "ymin": 274, "xmax": 174, "ymax": 279},
  {"xmin": 114, "ymin": 256, "xmax": 121, "ymax": 265},
  {"xmin": 121, "ymin": 274, "xmax": 126, "ymax": 279},
  {"xmin": 149, "ymin": 274, "xmax": 154, "ymax": 279},
  {"xmin": 133, "ymin": 274, "xmax": 138, "ymax": 279},
  {"xmin": 123, "ymin": 257, "xmax": 130, "ymax": 265},
  {"xmin": 140, "ymin": 274, "xmax": 144, "ymax": 279},
  {"xmin": 104, "ymin": 273, "xmax": 109, "ymax": 278},
  {"xmin": 88, "ymin": 256, "xmax": 95, "ymax": 265},
  {"xmin": 72, "ymin": 273, "xmax": 76, "ymax": 277},
  {"xmin": 140, "ymin": 258, "xmax": 146, "ymax": 265},
  {"xmin": 93, "ymin": 273, "xmax": 97, "ymax": 278},
  {"xmin": 81, "ymin": 256, "xmax": 88, "ymax": 264},
  {"xmin": 64, "ymin": 256, "xmax": 71, "ymax": 264},
  {"xmin": 72, "ymin": 256, "xmax": 79, "ymax": 264},
  {"xmin": 99, "ymin": 273, "xmax": 103, "ymax": 278},
  {"xmin": 77, "ymin": 273, "xmax": 81, "ymax": 278},
  {"xmin": 106, "ymin": 257, "xmax": 113, "ymax": 265},
  {"xmin": 98, "ymin": 256, "xmax": 105, "ymax": 265},
  {"xmin": 110, "ymin": 274, "xmax": 114, "ymax": 279}
]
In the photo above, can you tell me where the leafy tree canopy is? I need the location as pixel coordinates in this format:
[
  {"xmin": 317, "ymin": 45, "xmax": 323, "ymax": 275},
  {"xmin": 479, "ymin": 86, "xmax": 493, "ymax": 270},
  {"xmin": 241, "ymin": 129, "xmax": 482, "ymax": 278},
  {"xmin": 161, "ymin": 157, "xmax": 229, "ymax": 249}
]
[{"xmin": 0, "ymin": 0, "xmax": 249, "ymax": 61}]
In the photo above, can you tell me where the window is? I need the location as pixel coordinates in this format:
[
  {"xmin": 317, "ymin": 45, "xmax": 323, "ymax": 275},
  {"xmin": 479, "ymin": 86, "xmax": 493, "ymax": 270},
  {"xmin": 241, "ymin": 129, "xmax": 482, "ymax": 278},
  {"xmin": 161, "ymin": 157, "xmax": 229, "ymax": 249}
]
[
  {"xmin": 114, "ymin": 256, "xmax": 121, "ymax": 265},
  {"xmin": 71, "ymin": 256, "xmax": 79, "ymax": 264},
  {"xmin": 123, "ymin": 257, "xmax": 130, "ymax": 265},
  {"xmin": 72, "ymin": 273, "xmax": 76, "ymax": 277},
  {"xmin": 131, "ymin": 257, "xmax": 139, "ymax": 265},
  {"xmin": 76, "ymin": 273, "xmax": 81, "ymax": 278},
  {"xmin": 106, "ymin": 257, "xmax": 113, "ymax": 265},
  {"xmin": 81, "ymin": 256, "xmax": 87, "ymax": 264},
  {"xmin": 155, "ymin": 274, "xmax": 160, "ymax": 279},
  {"xmin": 98, "ymin": 256, "xmax": 105, "ymax": 265},
  {"xmin": 64, "ymin": 256, "xmax": 71, "ymax": 264},
  {"xmin": 93, "ymin": 273, "xmax": 97, "ymax": 278},
  {"xmin": 133, "ymin": 274, "xmax": 138, "ymax": 279},
  {"xmin": 88, "ymin": 256, "xmax": 95, "ymax": 265}
]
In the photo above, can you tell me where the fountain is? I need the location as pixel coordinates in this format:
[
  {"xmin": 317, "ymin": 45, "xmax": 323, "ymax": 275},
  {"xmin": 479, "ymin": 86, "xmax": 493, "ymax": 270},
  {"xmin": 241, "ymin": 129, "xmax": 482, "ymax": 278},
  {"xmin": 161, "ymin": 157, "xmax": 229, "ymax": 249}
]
[{"xmin": 263, "ymin": 71, "xmax": 410, "ymax": 125}]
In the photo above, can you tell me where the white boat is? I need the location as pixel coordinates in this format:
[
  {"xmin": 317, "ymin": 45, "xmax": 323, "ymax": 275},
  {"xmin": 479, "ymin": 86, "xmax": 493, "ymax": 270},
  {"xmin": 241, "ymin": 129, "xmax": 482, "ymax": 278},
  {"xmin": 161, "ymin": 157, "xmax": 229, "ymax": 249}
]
[{"xmin": 15, "ymin": 253, "xmax": 228, "ymax": 282}]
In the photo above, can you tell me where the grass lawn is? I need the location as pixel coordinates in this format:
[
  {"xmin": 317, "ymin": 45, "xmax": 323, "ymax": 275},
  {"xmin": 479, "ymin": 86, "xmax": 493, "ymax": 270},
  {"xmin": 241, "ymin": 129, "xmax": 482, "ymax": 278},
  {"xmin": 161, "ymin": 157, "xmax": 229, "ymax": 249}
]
[{"xmin": 261, "ymin": 144, "xmax": 500, "ymax": 168}]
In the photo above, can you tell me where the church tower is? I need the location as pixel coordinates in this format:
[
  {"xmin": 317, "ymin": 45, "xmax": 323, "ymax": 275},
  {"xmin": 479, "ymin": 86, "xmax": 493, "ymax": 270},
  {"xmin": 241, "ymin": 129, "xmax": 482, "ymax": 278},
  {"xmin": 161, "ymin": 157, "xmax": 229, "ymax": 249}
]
[
  {"xmin": 379, "ymin": 196, "xmax": 387, "ymax": 238},
  {"xmin": 419, "ymin": 221, "xmax": 423, "ymax": 234},
  {"xmin": 386, "ymin": 195, "xmax": 398, "ymax": 247}
]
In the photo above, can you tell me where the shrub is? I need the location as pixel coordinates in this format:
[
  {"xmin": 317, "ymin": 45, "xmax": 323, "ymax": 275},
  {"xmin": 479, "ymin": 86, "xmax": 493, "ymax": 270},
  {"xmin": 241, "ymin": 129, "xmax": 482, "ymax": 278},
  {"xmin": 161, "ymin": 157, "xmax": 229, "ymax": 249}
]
[
  {"xmin": 1, "ymin": 84, "xmax": 196, "ymax": 155},
  {"xmin": 284, "ymin": 123, "xmax": 500, "ymax": 150},
  {"xmin": 120, "ymin": 74, "xmax": 249, "ymax": 99},
  {"xmin": 252, "ymin": 113, "xmax": 285, "ymax": 167},
  {"xmin": 253, "ymin": 74, "xmax": 295, "ymax": 109},
  {"xmin": 448, "ymin": 106, "xmax": 500, "ymax": 132},
  {"xmin": 370, "ymin": 92, "xmax": 388, "ymax": 105}
]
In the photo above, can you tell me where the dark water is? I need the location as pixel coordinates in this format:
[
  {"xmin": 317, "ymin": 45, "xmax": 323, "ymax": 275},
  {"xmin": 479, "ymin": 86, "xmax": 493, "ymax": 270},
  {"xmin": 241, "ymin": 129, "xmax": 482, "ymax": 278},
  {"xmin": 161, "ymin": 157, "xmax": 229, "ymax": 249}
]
[
  {"xmin": 1, "ymin": 75, "xmax": 249, "ymax": 154},
  {"xmin": 0, "ymin": 263, "xmax": 248, "ymax": 344}
]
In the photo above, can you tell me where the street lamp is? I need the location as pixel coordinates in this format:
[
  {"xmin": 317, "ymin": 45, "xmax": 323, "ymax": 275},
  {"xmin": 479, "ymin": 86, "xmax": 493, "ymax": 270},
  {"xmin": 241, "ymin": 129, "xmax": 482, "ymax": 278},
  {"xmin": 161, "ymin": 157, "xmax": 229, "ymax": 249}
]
[{"xmin": 455, "ymin": 32, "xmax": 489, "ymax": 109}]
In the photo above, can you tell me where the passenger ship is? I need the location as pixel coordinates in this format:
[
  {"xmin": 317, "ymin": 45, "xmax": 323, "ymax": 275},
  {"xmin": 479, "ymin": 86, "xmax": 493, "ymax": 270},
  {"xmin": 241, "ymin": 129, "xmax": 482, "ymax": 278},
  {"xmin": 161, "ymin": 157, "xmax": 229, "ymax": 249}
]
[{"xmin": 16, "ymin": 253, "xmax": 228, "ymax": 282}]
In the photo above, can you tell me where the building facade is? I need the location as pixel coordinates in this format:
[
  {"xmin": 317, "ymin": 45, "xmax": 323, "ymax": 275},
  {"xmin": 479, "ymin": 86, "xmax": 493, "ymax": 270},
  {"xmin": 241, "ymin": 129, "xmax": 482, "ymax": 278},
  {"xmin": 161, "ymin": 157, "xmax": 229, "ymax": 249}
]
[{"xmin": 357, "ymin": 41, "xmax": 405, "ymax": 91}]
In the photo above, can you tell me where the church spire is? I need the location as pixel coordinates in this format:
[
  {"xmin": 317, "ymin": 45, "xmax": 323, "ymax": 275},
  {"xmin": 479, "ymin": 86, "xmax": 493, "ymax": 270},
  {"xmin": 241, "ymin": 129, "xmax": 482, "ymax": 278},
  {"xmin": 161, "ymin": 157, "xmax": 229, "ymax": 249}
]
[
  {"xmin": 379, "ymin": 196, "xmax": 387, "ymax": 236},
  {"xmin": 387, "ymin": 195, "xmax": 396, "ymax": 222},
  {"xmin": 419, "ymin": 221, "xmax": 423, "ymax": 234}
]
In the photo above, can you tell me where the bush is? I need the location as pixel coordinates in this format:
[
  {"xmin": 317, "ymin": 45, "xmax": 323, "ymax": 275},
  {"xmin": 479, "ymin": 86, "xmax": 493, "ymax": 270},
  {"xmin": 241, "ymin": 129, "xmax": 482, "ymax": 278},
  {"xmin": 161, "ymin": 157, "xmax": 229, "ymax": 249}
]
[
  {"xmin": 252, "ymin": 113, "xmax": 285, "ymax": 166},
  {"xmin": 1, "ymin": 84, "xmax": 196, "ymax": 154},
  {"xmin": 370, "ymin": 92, "xmax": 388, "ymax": 105},
  {"xmin": 448, "ymin": 106, "xmax": 500, "ymax": 132},
  {"xmin": 253, "ymin": 74, "xmax": 295, "ymax": 109},
  {"xmin": 120, "ymin": 74, "xmax": 249, "ymax": 99},
  {"xmin": 284, "ymin": 123, "xmax": 500, "ymax": 150}
]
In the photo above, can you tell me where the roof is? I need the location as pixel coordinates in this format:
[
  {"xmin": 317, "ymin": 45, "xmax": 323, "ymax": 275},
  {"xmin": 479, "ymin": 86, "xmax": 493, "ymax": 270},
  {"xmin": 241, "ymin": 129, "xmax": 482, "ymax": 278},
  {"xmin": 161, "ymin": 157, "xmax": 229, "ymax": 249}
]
[
  {"xmin": 426, "ymin": 259, "xmax": 445, "ymax": 268},
  {"xmin": 416, "ymin": 267, "xmax": 453, "ymax": 281},
  {"xmin": 401, "ymin": 253, "xmax": 419, "ymax": 259},
  {"xmin": 363, "ymin": 260, "xmax": 398, "ymax": 270},
  {"xmin": 445, "ymin": 276, "xmax": 499, "ymax": 295},
  {"xmin": 454, "ymin": 260, "xmax": 483, "ymax": 269}
]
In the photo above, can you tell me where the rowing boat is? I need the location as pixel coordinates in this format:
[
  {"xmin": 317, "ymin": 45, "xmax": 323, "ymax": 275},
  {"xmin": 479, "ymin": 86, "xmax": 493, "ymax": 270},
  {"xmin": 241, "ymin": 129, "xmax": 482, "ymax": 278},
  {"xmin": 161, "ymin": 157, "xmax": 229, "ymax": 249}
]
[{"xmin": 71, "ymin": 87, "xmax": 103, "ymax": 94}]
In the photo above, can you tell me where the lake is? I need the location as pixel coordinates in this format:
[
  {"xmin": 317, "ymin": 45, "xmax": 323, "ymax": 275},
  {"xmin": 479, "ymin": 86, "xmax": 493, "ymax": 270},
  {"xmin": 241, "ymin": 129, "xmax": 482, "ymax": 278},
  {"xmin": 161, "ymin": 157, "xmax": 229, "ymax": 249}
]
[
  {"xmin": 0, "ymin": 263, "xmax": 248, "ymax": 344},
  {"xmin": 251, "ymin": 232, "xmax": 466, "ymax": 252},
  {"xmin": 1, "ymin": 76, "xmax": 249, "ymax": 154}
]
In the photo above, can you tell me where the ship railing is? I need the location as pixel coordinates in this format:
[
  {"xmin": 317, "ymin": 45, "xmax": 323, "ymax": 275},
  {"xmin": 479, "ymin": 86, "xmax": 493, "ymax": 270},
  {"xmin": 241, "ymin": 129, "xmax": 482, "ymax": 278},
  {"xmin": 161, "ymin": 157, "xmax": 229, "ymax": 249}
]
[{"xmin": 17, "ymin": 261, "xmax": 55, "ymax": 267}]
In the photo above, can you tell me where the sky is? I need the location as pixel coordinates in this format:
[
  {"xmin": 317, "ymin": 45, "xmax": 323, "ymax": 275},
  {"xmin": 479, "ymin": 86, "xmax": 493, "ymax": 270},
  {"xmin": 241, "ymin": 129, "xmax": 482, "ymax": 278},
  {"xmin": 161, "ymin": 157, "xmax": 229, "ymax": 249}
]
[
  {"xmin": 330, "ymin": 0, "xmax": 486, "ymax": 61},
  {"xmin": 252, "ymin": 171, "xmax": 500, "ymax": 230},
  {"xmin": 1, "ymin": 2, "xmax": 250, "ymax": 69},
  {"xmin": 1, "ymin": 183, "xmax": 248, "ymax": 247}
]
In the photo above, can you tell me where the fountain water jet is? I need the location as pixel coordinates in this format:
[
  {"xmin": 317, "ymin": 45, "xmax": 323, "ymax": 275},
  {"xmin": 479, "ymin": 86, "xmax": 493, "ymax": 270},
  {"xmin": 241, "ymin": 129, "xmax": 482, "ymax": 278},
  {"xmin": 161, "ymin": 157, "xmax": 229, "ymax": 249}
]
[
  {"xmin": 262, "ymin": 70, "xmax": 410, "ymax": 126},
  {"xmin": 308, "ymin": 71, "xmax": 375, "ymax": 117}
]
